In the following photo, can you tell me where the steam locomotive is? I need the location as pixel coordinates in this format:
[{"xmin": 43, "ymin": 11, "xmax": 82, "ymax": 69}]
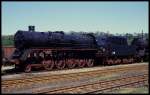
[
  {"xmin": 8, "ymin": 26, "xmax": 148, "ymax": 72},
  {"xmin": 131, "ymin": 37, "xmax": 149, "ymax": 62}
]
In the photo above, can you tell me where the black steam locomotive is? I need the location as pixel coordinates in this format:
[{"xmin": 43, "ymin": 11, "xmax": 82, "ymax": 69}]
[
  {"xmin": 9, "ymin": 26, "xmax": 148, "ymax": 72},
  {"xmin": 131, "ymin": 37, "xmax": 149, "ymax": 62}
]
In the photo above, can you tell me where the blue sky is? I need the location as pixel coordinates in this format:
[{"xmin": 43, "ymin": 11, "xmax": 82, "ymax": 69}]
[{"xmin": 2, "ymin": 2, "xmax": 148, "ymax": 35}]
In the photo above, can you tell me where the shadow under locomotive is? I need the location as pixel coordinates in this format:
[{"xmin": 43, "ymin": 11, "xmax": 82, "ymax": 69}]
[{"xmin": 5, "ymin": 26, "xmax": 148, "ymax": 73}]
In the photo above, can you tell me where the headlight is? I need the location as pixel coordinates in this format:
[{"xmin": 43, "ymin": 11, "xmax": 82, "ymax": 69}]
[{"xmin": 112, "ymin": 51, "xmax": 116, "ymax": 55}]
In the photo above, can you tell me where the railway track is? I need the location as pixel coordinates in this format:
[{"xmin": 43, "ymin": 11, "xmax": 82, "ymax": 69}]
[
  {"xmin": 2, "ymin": 63, "xmax": 148, "ymax": 93},
  {"xmin": 1, "ymin": 62, "xmax": 146, "ymax": 76},
  {"xmin": 39, "ymin": 74, "xmax": 148, "ymax": 94}
]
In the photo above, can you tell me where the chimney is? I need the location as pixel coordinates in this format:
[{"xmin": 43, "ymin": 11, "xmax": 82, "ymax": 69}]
[{"xmin": 28, "ymin": 26, "xmax": 35, "ymax": 31}]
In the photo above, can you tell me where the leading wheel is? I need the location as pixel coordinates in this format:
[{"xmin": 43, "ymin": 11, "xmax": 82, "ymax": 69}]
[
  {"xmin": 24, "ymin": 64, "xmax": 31, "ymax": 73},
  {"xmin": 122, "ymin": 59, "xmax": 128, "ymax": 64}
]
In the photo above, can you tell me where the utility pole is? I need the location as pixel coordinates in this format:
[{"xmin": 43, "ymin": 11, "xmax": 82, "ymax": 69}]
[{"xmin": 142, "ymin": 29, "xmax": 143, "ymax": 39}]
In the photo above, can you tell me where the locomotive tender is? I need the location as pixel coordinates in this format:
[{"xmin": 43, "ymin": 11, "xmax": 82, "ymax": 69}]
[{"xmin": 9, "ymin": 26, "xmax": 143, "ymax": 72}]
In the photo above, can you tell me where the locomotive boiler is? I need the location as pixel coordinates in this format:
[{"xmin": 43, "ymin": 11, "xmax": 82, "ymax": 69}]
[
  {"xmin": 9, "ymin": 26, "xmax": 144, "ymax": 72},
  {"xmin": 14, "ymin": 27, "xmax": 97, "ymax": 49}
]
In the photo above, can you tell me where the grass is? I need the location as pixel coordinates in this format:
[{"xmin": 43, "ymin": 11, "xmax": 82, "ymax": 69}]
[
  {"xmin": 89, "ymin": 73, "xmax": 149, "ymax": 94},
  {"xmin": 107, "ymin": 87, "xmax": 149, "ymax": 94},
  {"xmin": 89, "ymin": 73, "xmax": 119, "ymax": 82}
]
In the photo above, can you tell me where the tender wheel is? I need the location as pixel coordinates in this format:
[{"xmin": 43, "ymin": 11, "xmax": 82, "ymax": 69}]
[
  {"xmin": 128, "ymin": 58, "xmax": 134, "ymax": 63},
  {"xmin": 140, "ymin": 58, "xmax": 144, "ymax": 62},
  {"xmin": 118, "ymin": 59, "xmax": 121, "ymax": 64},
  {"xmin": 56, "ymin": 60, "xmax": 65, "ymax": 69},
  {"xmin": 86, "ymin": 59, "xmax": 94, "ymax": 67},
  {"xmin": 67, "ymin": 59, "xmax": 76, "ymax": 69},
  {"xmin": 107, "ymin": 59, "xmax": 113, "ymax": 65},
  {"xmin": 114, "ymin": 59, "xmax": 121, "ymax": 64},
  {"xmin": 130, "ymin": 58, "xmax": 134, "ymax": 63},
  {"xmin": 24, "ymin": 64, "xmax": 31, "ymax": 73},
  {"xmin": 122, "ymin": 59, "xmax": 128, "ymax": 64},
  {"xmin": 43, "ymin": 60, "xmax": 54, "ymax": 70},
  {"xmin": 78, "ymin": 59, "xmax": 85, "ymax": 68},
  {"xmin": 106, "ymin": 60, "xmax": 110, "ymax": 65}
]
